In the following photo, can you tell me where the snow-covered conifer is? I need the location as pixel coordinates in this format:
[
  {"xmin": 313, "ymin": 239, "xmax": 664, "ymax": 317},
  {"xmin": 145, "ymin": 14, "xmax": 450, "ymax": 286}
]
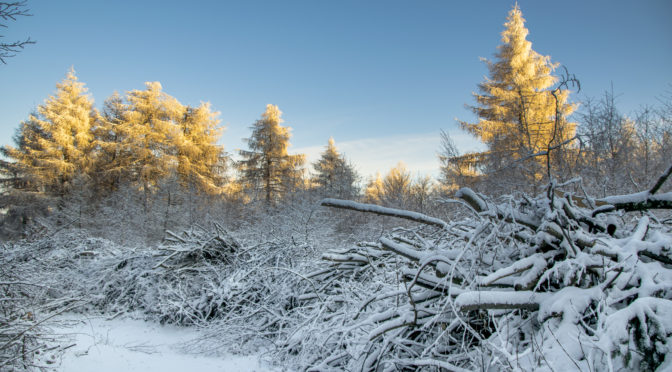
[
  {"xmin": 3, "ymin": 68, "xmax": 94, "ymax": 195},
  {"xmin": 238, "ymin": 104, "xmax": 305, "ymax": 204},
  {"xmin": 459, "ymin": 4, "xmax": 576, "ymax": 192},
  {"xmin": 311, "ymin": 137, "xmax": 359, "ymax": 199},
  {"xmin": 177, "ymin": 103, "xmax": 227, "ymax": 195}
]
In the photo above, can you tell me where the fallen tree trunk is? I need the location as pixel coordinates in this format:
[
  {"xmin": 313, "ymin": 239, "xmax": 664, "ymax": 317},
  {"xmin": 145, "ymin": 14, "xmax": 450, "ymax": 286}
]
[{"xmin": 320, "ymin": 198, "xmax": 448, "ymax": 229}]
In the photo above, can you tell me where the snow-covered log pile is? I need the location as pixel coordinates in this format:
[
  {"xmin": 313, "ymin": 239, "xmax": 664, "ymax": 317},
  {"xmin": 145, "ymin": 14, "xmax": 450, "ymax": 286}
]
[
  {"xmin": 298, "ymin": 176, "xmax": 672, "ymax": 370},
  {"xmin": 0, "ymin": 225, "xmax": 247, "ymax": 330}
]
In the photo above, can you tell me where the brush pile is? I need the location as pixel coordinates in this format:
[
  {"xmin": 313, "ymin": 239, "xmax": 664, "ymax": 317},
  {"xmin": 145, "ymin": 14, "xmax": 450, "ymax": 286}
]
[{"xmin": 277, "ymin": 171, "xmax": 672, "ymax": 371}]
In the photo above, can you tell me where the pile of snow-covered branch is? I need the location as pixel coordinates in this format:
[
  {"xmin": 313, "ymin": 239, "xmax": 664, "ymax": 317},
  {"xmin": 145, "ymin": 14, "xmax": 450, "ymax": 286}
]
[
  {"xmin": 0, "ymin": 234, "xmax": 91, "ymax": 370},
  {"xmin": 2, "ymin": 167, "xmax": 670, "ymax": 371},
  {"xmin": 1, "ymin": 218, "xmax": 326, "ymax": 369},
  {"xmin": 284, "ymin": 174, "xmax": 672, "ymax": 370}
]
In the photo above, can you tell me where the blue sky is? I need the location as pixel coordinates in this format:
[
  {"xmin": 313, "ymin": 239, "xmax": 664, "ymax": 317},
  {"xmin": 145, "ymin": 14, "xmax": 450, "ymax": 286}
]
[{"xmin": 1, "ymin": 0, "xmax": 670, "ymax": 178}]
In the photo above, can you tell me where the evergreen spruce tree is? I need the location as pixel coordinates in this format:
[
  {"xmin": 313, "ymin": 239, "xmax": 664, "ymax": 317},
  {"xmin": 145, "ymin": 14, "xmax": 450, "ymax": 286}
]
[
  {"xmin": 459, "ymin": 4, "xmax": 576, "ymax": 191},
  {"xmin": 238, "ymin": 104, "xmax": 305, "ymax": 204},
  {"xmin": 3, "ymin": 68, "xmax": 94, "ymax": 195},
  {"xmin": 0, "ymin": 113, "xmax": 51, "ymax": 237},
  {"xmin": 312, "ymin": 137, "xmax": 358, "ymax": 199},
  {"xmin": 1, "ymin": 113, "xmax": 45, "ymax": 190}
]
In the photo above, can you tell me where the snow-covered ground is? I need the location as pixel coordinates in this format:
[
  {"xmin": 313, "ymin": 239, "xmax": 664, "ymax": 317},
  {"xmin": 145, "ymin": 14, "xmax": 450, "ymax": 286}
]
[{"xmin": 50, "ymin": 315, "xmax": 280, "ymax": 372}]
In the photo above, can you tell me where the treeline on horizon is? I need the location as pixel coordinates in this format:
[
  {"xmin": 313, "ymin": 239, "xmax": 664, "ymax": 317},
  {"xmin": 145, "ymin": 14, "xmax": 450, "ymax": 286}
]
[{"xmin": 1, "ymin": 5, "xmax": 670, "ymax": 239}]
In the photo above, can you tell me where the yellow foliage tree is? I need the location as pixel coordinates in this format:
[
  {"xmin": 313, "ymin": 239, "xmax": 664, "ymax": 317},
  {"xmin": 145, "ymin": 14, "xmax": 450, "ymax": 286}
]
[
  {"xmin": 120, "ymin": 82, "xmax": 184, "ymax": 191},
  {"xmin": 382, "ymin": 162, "xmax": 412, "ymax": 208},
  {"xmin": 364, "ymin": 172, "xmax": 384, "ymax": 204},
  {"xmin": 95, "ymin": 82, "xmax": 226, "ymax": 196},
  {"xmin": 4, "ymin": 68, "xmax": 94, "ymax": 195},
  {"xmin": 177, "ymin": 103, "xmax": 227, "ymax": 194},
  {"xmin": 460, "ymin": 4, "xmax": 576, "ymax": 190},
  {"xmin": 92, "ymin": 92, "xmax": 127, "ymax": 193}
]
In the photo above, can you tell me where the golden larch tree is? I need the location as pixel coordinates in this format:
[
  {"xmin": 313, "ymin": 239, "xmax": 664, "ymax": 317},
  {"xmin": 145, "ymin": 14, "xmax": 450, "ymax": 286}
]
[
  {"xmin": 91, "ymin": 92, "xmax": 127, "ymax": 193},
  {"xmin": 364, "ymin": 172, "xmax": 384, "ymax": 204},
  {"xmin": 93, "ymin": 87, "xmax": 226, "ymax": 196},
  {"xmin": 460, "ymin": 4, "xmax": 576, "ymax": 190},
  {"xmin": 177, "ymin": 103, "xmax": 227, "ymax": 194},
  {"xmin": 117, "ymin": 82, "xmax": 185, "ymax": 191},
  {"xmin": 3, "ymin": 68, "xmax": 94, "ymax": 195},
  {"xmin": 382, "ymin": 162, "xmax": 412, "ymax": 208}
]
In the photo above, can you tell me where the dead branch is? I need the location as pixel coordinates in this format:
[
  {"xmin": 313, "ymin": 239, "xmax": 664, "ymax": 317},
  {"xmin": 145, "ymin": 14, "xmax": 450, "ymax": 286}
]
[
  {"xmin": 649, "ymin": 163, "xmax": 672, "ymax": 195},
  {"xmin": 593, "ymin": 192, "xmax": 672, "ymax": 216},
  {"xmin": 320, "ymin": 198, "xmax": 448, "ymax": 229}
]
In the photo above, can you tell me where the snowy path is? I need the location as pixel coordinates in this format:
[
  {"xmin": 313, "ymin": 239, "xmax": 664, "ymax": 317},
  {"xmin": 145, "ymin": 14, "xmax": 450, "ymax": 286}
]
[{"xmin": 50, "ymin": 315, "xmax": 279, "ymax": 372}]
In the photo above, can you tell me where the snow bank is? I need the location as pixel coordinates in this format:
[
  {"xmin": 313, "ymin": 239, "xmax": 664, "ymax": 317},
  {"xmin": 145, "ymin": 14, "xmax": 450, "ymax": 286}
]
[{"xmin": 51, "ymin": 315, "xmax": 281, "ymax": 372}]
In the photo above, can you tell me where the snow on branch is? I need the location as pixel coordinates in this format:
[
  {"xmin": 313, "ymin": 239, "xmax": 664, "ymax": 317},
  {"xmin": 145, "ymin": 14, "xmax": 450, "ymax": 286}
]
[
  {"xmin": 593, "ymin": 191, "xmax": 672, "ymax": 216},
  {"xmin": 456, "ymin": 187, "xmax": 540, "ymax": 230},
  {"xmin": 320, "ymin": 198, "xmax": 448, "ymax": 229},
  {"xmin": 455, "ymin": 187, "xmax": 489, "ymax": 212},
  {"xmin": 454, "ymin": 291, "xmax": 549, "ymax": 312},
  {"xmin": 392, "ymin": 358, "xmax": 472, "ymax": 372},
  {"xmin": 593, "ymin": 163, "xmax": 672, "ymax": 216},
  {"xmin": 478, "ymin": 253, "xmax": 549, "ymax": 289},
  {"xmin": 379, "ymin": 237, "xmax": 426, "ymax": 262}
]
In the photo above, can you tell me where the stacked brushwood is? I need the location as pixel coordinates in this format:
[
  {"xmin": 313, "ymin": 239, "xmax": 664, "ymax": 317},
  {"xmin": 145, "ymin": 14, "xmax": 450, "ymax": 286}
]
[
  {"xmin": 0, "ymin": 233, "xmax": 90, "ymax": 371},
  {"xmin": 185, "ymin": 237, "xmax": 319, "ymax": 355},
  {"xmin": 0, "ymin": 252, "xmax": 56, "ymax": 371},
  {"xmin": 2, "ymin": 167, "xmax": 671, "ymax": 370},
  {"xmin": 1, "ymin": 219, "xmax": 317, "ymax": 369},
  {"xmin": 288, "ymin": 166, "xmax": 672, "ymax": 371},
  {"xmin": 94, "ymin": 223, "xmax": 242, "ymax": 324}
]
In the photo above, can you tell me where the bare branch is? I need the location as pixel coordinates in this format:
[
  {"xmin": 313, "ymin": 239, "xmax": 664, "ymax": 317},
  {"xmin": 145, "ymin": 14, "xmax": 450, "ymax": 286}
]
[
  {"xmin": 649, "ymin": 163, "xmax": 672, "ymax": 195},
  {"xmin": 0, "ymin": 1, "xmax": 34, "ymax": 64}
]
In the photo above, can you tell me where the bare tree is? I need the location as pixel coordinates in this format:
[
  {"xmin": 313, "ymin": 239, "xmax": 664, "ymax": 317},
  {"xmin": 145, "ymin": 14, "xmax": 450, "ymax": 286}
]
[{"xmin": 0, "ymin": 1, "xmax": 34, "ymax": 64}]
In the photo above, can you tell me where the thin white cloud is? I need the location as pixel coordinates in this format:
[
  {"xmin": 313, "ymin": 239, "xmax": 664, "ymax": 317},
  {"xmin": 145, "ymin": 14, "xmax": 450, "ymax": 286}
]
[{"xmin": 292, "ymin": 130, "xmax": 485, "ymax": 180}]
